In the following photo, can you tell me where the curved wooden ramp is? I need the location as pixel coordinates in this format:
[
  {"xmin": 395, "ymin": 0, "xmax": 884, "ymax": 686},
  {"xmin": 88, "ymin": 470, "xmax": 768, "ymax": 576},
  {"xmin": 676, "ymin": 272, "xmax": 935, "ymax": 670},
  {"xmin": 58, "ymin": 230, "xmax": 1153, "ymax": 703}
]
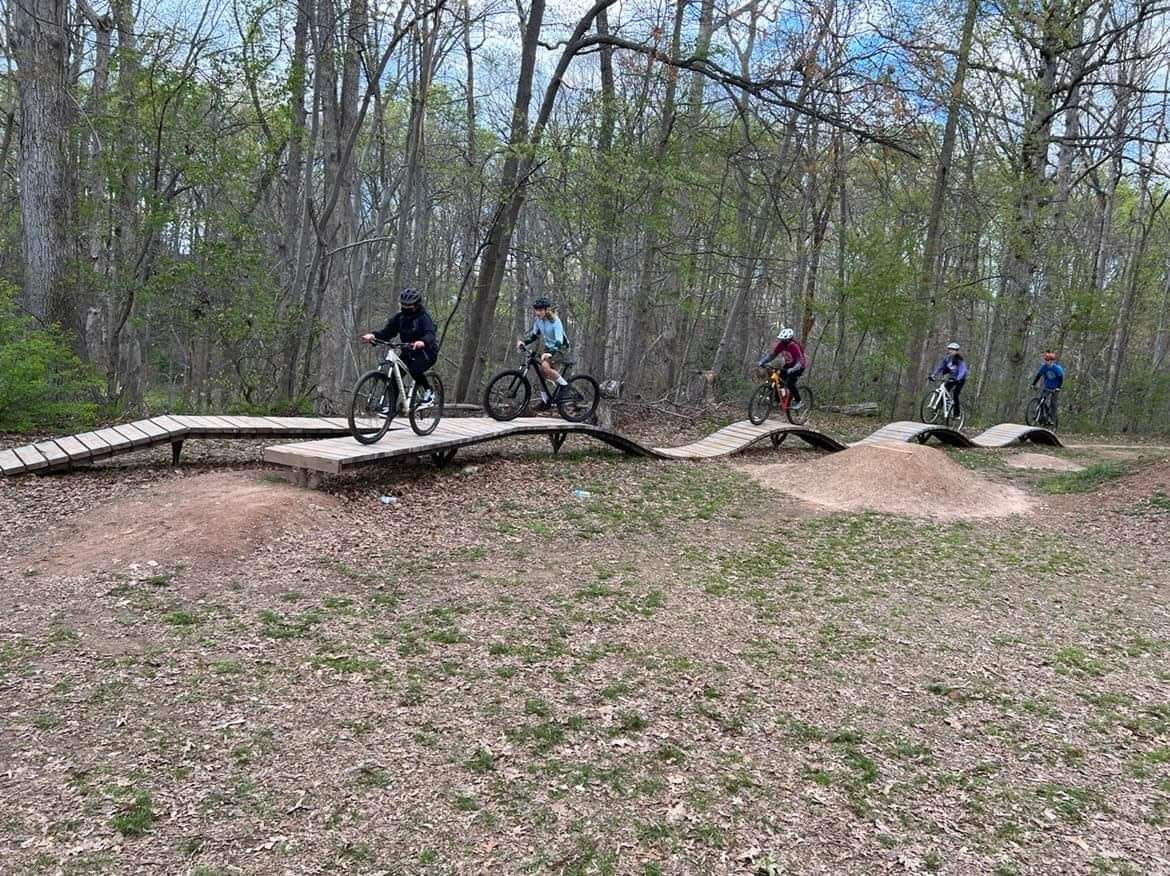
[
  {"xmin": 262, "ymin": 417, "xmax": 848, "ymax": 476},
  {"xmin": 971, "ymin": 423, "xmax": 1062, "ymax": 448},
  {"xmin": 856, "ymin": 420, "xmax": 976, "ymax": 448}
]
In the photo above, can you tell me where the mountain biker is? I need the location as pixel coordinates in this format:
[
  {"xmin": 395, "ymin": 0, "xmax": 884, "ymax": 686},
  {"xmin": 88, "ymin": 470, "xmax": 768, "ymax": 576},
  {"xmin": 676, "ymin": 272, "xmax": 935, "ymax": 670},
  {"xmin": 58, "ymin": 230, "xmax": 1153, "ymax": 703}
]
[
  {"xmin": 1031, "ymin": 350, "xmax": 1064, "ymax": 419},
  {"xmin": 929, "ymin": 341, "xmax": 968, "ymax": 420},
  {"xmin": 757, "ymin": 327, "xmax": 807, "ymax": 409},
  {"xmin": 359, "ymin": 288, "xmax": 437, "ymax": 402},
  {"xmin": 518, "ymin": 297, "xmax": 571, "ymax": 408}
]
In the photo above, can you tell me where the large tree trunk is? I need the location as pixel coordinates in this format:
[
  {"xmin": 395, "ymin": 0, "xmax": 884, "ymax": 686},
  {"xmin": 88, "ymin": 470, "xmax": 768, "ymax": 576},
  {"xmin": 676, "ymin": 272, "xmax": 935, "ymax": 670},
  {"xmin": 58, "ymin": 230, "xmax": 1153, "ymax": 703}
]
[
  {"xmin": 454, "ymin": 0, "xmax": 546, "ymax": 401},
  {"xmin": 894, "ymin": 0, "xmax": 978, "ymax": 416},
  {"xmin": 11, "ymin": 0, "xmax": 74, "ymax": 330}
]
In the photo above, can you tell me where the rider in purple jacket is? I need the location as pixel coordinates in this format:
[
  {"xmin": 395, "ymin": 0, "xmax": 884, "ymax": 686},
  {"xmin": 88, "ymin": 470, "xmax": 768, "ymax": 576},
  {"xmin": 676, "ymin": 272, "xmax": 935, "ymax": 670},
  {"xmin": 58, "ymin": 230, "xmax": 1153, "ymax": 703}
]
[{"xmin": 929, "ymin": 341, "xmax": 969, "ymax": 419}]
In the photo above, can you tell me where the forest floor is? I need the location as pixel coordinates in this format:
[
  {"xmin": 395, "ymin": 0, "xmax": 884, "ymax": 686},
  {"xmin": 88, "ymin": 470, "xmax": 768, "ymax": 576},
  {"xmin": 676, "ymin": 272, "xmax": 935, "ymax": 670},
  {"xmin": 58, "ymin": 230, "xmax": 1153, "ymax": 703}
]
[{"xmin": 1, "ymin": 412, "xmax": 1169, "ymax": 875}]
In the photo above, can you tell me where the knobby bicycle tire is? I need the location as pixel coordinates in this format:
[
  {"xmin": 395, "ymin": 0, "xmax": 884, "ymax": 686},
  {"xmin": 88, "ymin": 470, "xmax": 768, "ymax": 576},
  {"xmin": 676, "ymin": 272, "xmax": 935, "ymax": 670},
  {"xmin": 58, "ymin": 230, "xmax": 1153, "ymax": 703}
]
[
  {"xmin": 557, "ymin": 374, "xmax": 600, "ymax": 423},
  {"xmin": 349, "ymin": 371, "xmax": 396, "ymax": 444},
  {"xmin": 483, "ymin": 369, "xmax": 531, "ymax": 421},
  {"xmin": 786, "ymin": 385, "xmax": 815, "ymax": 425},
  {"xmin": 409, "ymin": 373, "xmax": 444, "ymax": 436},
  {"xmin": 920, "ymin": 389, "xmax": 944, "ymax": 425},
  {"xmin": 748, "ymin": 384, "xmax": 774, "ymax": 425}
]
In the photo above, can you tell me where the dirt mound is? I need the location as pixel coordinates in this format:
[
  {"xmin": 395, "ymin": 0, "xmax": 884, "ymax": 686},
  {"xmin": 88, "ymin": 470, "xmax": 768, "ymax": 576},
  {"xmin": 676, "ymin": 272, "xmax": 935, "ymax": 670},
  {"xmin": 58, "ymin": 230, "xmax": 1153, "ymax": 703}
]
[
  {"xmin": 1005, "ymin": 452, "xmax": 1084, "ymax": 472},
  {"xmin": 22, "ymin": 470, "xmax": 341, "ymax": 576},
  {"xmin": 744, "ymin": 441, "xmax": 1033, "ymax": 520}
]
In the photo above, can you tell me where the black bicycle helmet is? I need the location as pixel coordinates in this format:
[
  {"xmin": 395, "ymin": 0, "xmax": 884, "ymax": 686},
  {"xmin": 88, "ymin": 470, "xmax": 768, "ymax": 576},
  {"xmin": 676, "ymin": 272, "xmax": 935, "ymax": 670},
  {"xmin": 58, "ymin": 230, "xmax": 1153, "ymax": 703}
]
[
  {"xmin": 532, "ymin": 296, "xmax": 552, "ymax": 309},
  {"xmin": 399, "ymin": 287, "xmax": 422, "ymax": 306}
]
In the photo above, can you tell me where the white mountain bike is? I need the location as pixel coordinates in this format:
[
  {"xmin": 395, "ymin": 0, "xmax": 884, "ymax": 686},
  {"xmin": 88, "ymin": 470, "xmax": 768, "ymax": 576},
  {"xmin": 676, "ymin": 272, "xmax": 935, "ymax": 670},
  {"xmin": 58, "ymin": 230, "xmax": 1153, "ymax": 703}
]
[
  {"xmin": 348, "ymin": 341, "xmax": 444, "ymax": 444},
  {"xmin": 920, "ymin": 379, "xmax": 965, "ymax": 429}
]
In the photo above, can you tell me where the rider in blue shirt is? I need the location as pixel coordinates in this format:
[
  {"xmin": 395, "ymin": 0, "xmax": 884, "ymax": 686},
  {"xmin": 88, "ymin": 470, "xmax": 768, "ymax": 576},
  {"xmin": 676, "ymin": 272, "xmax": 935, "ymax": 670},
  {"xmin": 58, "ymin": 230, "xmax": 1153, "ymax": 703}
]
[
  {"xmin": 1031, "ymin": 350, "xmax": 1064, "ymax": 417},
  {"xmin": 929, "ymin": 341, "xmax": 969, "ymax": 419}
]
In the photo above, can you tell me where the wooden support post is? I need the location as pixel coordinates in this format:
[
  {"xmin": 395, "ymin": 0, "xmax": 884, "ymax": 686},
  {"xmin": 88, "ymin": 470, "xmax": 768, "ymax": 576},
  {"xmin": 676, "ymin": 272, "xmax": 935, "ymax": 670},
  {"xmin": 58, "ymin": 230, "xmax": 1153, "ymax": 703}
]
[
  {"xmin": 431, "ymin": 448, "xmax": 458, "ymax": 468},
  {"xmin": 548, "ymin": 431, "xmax": 567, "ymax": 454},
  {"xmin": 171, "ymin": 439, "xmax": 184, "ymax": 465},
  {"xmin": 770, "ymin": 432, "xmax": 787, "ymax": 448}
]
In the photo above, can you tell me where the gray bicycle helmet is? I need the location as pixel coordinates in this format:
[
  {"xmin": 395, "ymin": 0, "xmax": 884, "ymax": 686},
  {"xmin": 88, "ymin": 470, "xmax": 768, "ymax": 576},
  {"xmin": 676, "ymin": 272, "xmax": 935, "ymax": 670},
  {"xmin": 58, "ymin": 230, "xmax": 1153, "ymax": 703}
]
[
  {"xmin": 532, "ymin": 296, "xmax": 552, "ymax": 309},
  {"xmin": 399, "ymin": 288, "xmax": 422, "ymax": 306}
]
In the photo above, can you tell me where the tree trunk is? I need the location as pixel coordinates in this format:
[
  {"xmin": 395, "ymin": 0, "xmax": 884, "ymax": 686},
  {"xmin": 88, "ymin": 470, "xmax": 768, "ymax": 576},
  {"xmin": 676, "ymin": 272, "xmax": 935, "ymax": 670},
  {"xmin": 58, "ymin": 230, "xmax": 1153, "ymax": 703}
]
[{"xmin": 11, "ymin": 0, "xmax": 74, "ymax": 330}]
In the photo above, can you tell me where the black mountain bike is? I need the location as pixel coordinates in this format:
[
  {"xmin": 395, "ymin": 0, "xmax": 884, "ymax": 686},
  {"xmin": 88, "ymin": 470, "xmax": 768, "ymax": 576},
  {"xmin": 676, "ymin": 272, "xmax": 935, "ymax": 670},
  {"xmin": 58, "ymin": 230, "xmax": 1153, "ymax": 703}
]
[
  {"xmin": 483, "ymin": 348, "xmax": 600, "ymax": 423},
  {"xmin": 1025, "ymin": 388, "xmax": 1059, "ymax": 430},
  {"xmin": 348, "ymin": 341, "xmax": 444, "ymax": 444}
]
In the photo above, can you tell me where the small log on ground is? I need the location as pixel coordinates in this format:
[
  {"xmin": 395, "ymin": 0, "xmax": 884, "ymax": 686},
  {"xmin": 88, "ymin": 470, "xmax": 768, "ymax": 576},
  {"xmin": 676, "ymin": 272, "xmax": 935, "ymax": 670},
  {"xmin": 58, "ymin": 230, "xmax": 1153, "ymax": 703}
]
[{"xmin": 824, "ymin": 402, "xmax": 879, "ymax": 417}]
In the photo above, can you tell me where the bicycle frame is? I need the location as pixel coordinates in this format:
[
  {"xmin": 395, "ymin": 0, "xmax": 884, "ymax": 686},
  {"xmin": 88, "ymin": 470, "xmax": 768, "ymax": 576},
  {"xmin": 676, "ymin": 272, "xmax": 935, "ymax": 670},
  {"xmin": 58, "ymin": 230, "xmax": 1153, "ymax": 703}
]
[
  {"xmin": 516, "ymin": 350, "xmax": 568, "ymax": 401},
  {"xmin": 768, "ymin": 369, "xmax": 792, "ymax": 411},
  {"xmin": 374, "ymin": 344, "xmax": 413, "ymax": 415},
  {"xmin": 928, "ymin": 383, "xmax": 954, "ymax": 419}
]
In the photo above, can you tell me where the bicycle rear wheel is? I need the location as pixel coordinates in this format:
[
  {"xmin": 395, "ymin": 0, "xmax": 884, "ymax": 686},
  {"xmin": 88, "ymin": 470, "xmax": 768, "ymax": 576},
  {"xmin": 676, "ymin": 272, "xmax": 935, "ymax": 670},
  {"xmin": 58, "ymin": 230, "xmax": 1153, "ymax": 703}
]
[
  {"xmin": 557, "ymin": 374, "xmax": 600, "ymax": 423},
  {"xmin": 786, "ymin": 385, "xmax": 815, "ymax": 425},
  {"xmin": 483, "ymin": 369, "xmax": 530, "ymax": 421},
  {"xmin": 349, "ymin": 371, "xmax": 396, "ymax": 444},
  {"xmin": 409, "ymin": 373, "xmax": 444, "ymax": 436},
  {"xmin": 748, "ymin": 384, "xmax": 774, "ymax": 425},
  {"xmin": 1025, "ymin": 397, "xmax": 1042, "ymax": 427},
  {"xmin": 920, "ymin": 390, "xmax": 943, "ymax": 424}
]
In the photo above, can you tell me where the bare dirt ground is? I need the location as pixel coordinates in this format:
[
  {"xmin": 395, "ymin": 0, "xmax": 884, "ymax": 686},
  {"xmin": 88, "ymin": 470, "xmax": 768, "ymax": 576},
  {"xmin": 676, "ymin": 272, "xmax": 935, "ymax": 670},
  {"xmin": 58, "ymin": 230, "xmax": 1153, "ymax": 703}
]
[{"xmin": 1, "ymin": 425, "xmax": 1169, "ymax": 875}]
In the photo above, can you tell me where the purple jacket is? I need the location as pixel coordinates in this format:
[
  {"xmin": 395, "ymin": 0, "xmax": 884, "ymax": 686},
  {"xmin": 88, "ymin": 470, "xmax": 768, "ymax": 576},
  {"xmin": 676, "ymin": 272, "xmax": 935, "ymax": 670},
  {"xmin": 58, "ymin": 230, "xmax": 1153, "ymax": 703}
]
[{"xmin": 931, "ymin": 354, "xmax": 968, "ymax": 382}]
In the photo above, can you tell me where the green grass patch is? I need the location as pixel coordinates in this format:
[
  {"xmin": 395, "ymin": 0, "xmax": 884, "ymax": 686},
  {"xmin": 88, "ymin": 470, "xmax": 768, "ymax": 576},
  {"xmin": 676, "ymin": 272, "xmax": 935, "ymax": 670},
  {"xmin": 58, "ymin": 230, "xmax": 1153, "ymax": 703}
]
[
  {"xmin": 109, "ymin": 790, "xmax": 156, "ymax": 837},
  {"xmin": 1037, "ymin": 461, "xmax": 1127, "ymax": 494}
]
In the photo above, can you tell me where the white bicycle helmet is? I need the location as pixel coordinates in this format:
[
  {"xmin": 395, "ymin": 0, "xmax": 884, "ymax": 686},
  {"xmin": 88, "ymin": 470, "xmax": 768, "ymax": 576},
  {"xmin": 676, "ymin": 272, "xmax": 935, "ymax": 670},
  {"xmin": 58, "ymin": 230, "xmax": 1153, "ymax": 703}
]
[
  {"xmin": 776, "ymin": 327, "xmax": 795, "ymax": 341},
  {"xmin": 946, "ymin": 341, "xmax": 961, "ymax": 351}
]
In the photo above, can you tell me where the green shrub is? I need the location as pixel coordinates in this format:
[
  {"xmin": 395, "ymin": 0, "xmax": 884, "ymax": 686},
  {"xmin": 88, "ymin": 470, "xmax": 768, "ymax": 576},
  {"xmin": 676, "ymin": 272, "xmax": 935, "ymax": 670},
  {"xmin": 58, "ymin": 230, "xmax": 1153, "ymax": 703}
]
[{"xmin": 0, "ymin": 282, "xmax": 100, "ymax": 432}]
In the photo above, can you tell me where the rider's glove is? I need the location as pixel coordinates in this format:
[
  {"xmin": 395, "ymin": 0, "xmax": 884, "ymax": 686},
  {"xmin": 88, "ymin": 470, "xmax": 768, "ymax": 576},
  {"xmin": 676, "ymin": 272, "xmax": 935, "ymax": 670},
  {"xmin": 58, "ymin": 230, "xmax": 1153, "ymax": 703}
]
[
  {"xmin": 516, "ymin": 341, "xmax": 525, "ymax": 351},
  {"xmin": 756, "ymin": 357, "xmax": 768, "ymax": 367}
]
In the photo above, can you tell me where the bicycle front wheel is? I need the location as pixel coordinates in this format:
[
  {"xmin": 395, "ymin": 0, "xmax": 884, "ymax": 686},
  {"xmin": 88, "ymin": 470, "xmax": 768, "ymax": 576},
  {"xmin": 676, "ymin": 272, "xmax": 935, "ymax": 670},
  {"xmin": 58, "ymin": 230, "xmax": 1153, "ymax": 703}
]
[
  {"xmin": 748, "ymin": 384, "xmax": 774, "ymax": 425},
  {"xmin": 484, "ymin": 370, "xmax": 531, "ymax": 421},
  {"xmin": 920, "ymin": 390, "xmax": 943, "ymax": 424},
  {"xmin": 409, "ymin": 373, "xmax": 444, "ymax": 436},
  {"xmin": 349, "ymin": 371, "xmax": 396, "ymax": 444},
  {"xmin": 1025, "ymin": 397, "xmax": 1041, "ymax": 427},
  {"xmin": 786, "ymin": 385, "xmax": 815, "ymax": 425},
  {"xmin": 557, "ymin": 375, "xmax": 600, "ymax": 423}
]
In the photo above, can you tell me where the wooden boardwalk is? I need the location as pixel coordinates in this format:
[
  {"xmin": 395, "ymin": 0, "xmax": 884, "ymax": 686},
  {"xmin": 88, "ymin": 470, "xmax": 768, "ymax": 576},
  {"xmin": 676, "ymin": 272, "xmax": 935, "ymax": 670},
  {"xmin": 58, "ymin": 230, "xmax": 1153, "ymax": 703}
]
[
  {"xmin": 1, "ymin": 414, "xmax": 1061, "ymax": 479},
  {"xmin": 0, "ymin": 415, "xmax": 350, "ymax": 476},
  {"xmin": 262, "ymin": 417, "xmax": 848, "ymax": 477}
]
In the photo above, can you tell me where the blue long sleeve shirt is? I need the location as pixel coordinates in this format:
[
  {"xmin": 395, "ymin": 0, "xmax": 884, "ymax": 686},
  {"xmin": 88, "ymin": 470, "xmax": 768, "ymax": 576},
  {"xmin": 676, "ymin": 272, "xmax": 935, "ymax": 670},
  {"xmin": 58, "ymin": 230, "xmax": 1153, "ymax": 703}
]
[
  {"xmin": 930, "ymin": 354, "xmax": 969, "ymax": 382},
  {"xmin": 522, "ymin": 315, "xmax": 569, "ymax": 353},
  {"xmin": 1032, "ymin": 362, "xmax": 1064, "ymax": 390}
]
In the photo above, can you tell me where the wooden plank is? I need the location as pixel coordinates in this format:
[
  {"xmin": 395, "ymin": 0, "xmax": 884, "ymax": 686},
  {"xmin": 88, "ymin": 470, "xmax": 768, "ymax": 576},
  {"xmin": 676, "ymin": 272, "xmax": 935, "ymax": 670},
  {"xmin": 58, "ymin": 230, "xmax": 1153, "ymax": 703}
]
[
  {"xmin": 131, "ymin": 418, "xmax": 173, "ymax": 440},
  {"xmin": 150, "ymin": 415, "xmax": 189, "ymax": 436},
  {"xmin": 73, "ymin": 431, "xmax": 114, "ymax": 455},
  {"xmin": 110, "ymin": 423, "xmax": 152, "ymax": 447},
  {"xmin": 0, "ymin": 448, "xmax": 27, "ymax": 474},
  {"xmin": 54, "ymin": 434, "xmax": 92, "ymax": 461},
  {"xmin": 173, "ymin": 414, "xmax": 239, "ymax": 433},
  {"xmin": 13, "ymin": 444, "xmax": 49, "ymax": 471},
  {"xmin": 91, "ymin": 427, "xmax": 135, "ymax": 452},
  {"xmin": 33, "ymin": 440, "xmax": 70, "ymax": 468}
]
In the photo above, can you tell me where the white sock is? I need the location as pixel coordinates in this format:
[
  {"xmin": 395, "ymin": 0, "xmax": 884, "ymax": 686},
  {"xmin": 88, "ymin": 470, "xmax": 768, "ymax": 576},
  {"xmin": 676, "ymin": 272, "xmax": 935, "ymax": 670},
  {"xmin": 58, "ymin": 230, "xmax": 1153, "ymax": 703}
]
[
  {"xmin": 556, "ymin": 377, "xmax": 567, "ymax": 386},
  {"xmin": 540, "ymin": 391, "xmax": 548, "ymax": 402}
]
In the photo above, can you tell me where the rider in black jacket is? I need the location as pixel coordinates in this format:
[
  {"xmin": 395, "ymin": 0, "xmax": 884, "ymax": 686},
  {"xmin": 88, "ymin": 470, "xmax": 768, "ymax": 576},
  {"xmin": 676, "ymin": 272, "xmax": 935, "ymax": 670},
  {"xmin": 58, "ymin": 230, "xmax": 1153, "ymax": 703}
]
[{"xmin": 360, "ymin": 288, "xmax": 437, "ymax": 395}]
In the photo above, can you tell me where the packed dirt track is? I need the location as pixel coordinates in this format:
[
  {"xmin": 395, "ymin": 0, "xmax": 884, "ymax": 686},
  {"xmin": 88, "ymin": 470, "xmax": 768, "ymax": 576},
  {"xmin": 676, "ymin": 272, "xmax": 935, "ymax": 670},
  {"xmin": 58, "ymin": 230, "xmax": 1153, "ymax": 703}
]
[{"xmin": 1, "ymin": 433, "xmax": 1169, "ymax": 874}]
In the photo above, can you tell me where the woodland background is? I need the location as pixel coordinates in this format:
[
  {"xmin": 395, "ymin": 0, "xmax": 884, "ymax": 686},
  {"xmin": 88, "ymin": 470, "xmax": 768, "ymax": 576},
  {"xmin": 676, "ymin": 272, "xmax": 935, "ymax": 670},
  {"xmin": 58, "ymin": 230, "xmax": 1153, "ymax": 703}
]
[{"xmin": 3, "ymin": 0, "xmax": 1170, "ymax": 432}]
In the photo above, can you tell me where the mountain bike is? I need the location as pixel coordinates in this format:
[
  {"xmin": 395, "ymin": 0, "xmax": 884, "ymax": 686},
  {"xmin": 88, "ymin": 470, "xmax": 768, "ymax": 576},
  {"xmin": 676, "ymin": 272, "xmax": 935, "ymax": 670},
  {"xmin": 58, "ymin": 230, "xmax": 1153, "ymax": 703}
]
[
  {"xmin": 483, "ymin": 347, "xmax": 600, "ymax": 423},
  {"xmin": 348, "ymin": 341, "xmax": 444, "ymax": 444},
  {"xmin": 1025, "ymin": 388, "xmax": 1059, "ymax": 430},
  {"xmin": 920, "ymin": 379, "xmax": 965, "ymax": 429},
  {"xmin": 748, "ymin": 368, "xmax": 815, "ymax": 426}
]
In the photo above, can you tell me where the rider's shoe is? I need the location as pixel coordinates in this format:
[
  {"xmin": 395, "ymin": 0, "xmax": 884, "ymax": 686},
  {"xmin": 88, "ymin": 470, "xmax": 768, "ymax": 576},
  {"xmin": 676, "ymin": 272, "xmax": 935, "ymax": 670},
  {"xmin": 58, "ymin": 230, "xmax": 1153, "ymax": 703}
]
[
  {"xmin": 420, "ymin": 389, "xmax": 434, "ymax": 404},
  {"xmin": 791, "ymin": 399, "xmax": 804, "ymax": 410}
]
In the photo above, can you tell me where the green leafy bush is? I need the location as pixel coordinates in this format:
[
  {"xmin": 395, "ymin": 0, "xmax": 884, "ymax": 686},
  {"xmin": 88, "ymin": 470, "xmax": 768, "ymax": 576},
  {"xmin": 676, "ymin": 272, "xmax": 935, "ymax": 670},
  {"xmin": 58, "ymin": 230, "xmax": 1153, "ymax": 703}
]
[{"xmin": 0, "ymin": 283, "xmax": 100, "ymax": 432}]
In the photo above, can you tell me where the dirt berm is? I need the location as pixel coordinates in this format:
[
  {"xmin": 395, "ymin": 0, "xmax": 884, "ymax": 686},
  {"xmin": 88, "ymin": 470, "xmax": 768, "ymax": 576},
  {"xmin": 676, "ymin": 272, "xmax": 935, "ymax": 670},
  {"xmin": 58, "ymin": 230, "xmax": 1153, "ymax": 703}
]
[{"xmin": 744, "ymin": 441, "xmax": 1033, "ymax": 520}]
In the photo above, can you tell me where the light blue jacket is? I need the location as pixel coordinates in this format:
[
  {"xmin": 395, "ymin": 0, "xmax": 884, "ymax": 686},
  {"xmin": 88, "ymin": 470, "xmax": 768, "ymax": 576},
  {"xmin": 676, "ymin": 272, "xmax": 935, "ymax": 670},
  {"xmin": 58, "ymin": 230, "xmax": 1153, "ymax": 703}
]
[{"xmin": 523, "ymin": 315, "xmax": 569, "ymax": 353}]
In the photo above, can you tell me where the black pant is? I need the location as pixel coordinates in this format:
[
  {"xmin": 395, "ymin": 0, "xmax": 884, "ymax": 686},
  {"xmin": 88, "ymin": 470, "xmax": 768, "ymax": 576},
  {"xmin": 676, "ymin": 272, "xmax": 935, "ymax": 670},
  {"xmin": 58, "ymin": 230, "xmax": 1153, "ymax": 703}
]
[
  {"xmin": 404, "ymin": 348, "xmax": 435, "ymax": 391},
  {"xmin": 783, "ymin": 366, "xmax": 804, "ymax": 403},
  {"xmin": 945, "ymin": 378, "xmax": 965, "ymax": 416}
]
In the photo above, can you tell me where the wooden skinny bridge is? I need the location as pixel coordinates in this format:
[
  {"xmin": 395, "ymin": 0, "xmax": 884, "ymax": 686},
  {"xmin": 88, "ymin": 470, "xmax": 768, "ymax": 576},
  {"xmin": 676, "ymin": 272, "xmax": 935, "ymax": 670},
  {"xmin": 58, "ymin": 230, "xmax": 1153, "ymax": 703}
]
[{"xmin": 0, "ymin": 415, "xmax": 1061, "ymax": 480}]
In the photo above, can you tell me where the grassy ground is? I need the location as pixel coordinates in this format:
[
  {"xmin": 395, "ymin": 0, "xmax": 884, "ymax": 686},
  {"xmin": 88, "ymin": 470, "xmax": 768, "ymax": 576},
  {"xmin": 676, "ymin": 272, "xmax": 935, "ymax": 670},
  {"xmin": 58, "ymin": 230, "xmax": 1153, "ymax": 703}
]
[{"xmin": 1, "ymin": 434, "xmax": 1169, "ymax": 874}]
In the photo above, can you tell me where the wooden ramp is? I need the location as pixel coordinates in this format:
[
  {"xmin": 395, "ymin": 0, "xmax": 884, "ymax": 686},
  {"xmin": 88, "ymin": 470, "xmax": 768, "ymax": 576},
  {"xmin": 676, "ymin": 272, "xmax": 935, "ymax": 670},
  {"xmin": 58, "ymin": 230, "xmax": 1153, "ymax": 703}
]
[
  {"xmin": 262, "ymin": 417, "xmax": 849, "ymax": 476},
  {"xmin": 0, "ymin": 415, "xmax": 350, "ymax": 476},
  {"xmin": 857, "ymin": 420, "xmax": 1062, "ymax": 449}
]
